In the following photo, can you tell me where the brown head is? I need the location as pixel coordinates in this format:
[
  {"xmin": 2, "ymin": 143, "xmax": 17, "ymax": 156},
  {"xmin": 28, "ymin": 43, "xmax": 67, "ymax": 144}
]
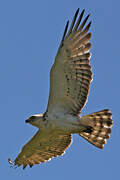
[{"xmin": 25, "ymin": 114, "xmax": 44, "ymax": 128}]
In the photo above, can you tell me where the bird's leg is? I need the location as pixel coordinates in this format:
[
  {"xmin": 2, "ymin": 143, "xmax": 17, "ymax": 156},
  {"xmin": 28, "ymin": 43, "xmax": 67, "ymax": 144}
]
[{"xmin": 8, "ymin": 158, "xmax": 18, "ymax": 169}]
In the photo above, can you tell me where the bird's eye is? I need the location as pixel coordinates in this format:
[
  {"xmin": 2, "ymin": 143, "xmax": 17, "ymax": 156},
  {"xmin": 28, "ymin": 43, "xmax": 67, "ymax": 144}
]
[{"xmin": 30, "ymin": 116, "xmax": 36, "ymax": 120}]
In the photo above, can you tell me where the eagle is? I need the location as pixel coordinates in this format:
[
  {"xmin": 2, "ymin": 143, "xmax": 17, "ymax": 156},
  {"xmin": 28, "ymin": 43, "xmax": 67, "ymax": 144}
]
[{"xmin": 8, "ymin": 8, "xmax": 113, "ymax": 169}]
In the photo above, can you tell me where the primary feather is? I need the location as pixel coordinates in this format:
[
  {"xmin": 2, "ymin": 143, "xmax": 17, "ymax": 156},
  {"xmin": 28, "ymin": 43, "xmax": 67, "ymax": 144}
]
[{"xmin": 9, "ymin": 9, "xmax": 113, "ymax": 169}]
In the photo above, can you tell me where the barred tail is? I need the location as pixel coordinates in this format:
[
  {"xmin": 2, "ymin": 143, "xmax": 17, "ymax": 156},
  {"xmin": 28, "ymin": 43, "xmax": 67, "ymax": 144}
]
[{"xmin": 79, "ymin": 109, "xmax": 113, "ymax": 149}]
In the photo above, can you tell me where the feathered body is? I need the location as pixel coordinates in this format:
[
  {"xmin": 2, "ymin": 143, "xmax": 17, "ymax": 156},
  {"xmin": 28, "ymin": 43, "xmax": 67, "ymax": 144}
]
[{"xmin": 9, "ymin": 8, "xmax": 113, "ymax": 169}]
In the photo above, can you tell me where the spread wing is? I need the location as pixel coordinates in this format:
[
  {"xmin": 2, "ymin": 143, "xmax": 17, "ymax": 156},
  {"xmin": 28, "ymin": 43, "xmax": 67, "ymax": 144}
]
[
  {"xmin": 47, "ymin": 9, "xmax": 92, "ymax": 115},
  {"xmin": 10, "ymin": 130, "xmax": 72, "ymax": 169}
]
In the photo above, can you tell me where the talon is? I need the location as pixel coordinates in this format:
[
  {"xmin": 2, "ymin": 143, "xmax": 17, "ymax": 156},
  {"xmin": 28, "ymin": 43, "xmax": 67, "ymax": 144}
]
[{"xmin": 8, "ymin": 158, "xmax": 13, "ymax": 165}]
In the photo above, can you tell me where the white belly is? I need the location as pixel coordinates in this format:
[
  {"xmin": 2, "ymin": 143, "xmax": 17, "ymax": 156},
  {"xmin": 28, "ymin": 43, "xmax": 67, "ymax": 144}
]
[{"xmin": 47, "ymin": 113, "xmax": 85, "ymax": 133}]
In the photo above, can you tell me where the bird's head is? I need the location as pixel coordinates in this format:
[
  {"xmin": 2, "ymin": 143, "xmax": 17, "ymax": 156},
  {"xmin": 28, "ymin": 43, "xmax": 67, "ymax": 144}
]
[{"xmin": 25, "ymin": 114, "xmax": 44, "ymax": 128}]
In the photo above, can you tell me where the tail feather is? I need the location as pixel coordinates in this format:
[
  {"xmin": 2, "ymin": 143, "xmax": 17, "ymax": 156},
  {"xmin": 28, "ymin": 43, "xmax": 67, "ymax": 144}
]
[{"xmin": 79, "ymin": 109, "xmax": 113, "ymax": 149}]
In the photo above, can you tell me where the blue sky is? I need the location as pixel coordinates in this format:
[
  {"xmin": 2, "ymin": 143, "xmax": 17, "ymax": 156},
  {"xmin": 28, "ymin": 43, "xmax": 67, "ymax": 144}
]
[{"xmin": 1, "ymin": 0, "xmax": 119, "ymax": 179}]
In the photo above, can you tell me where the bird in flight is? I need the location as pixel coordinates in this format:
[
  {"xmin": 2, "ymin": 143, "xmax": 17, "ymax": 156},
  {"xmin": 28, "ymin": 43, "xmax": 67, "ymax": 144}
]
[{"xmin": 8, "ymin": 8, "xmax": 113, "ymax": 169}]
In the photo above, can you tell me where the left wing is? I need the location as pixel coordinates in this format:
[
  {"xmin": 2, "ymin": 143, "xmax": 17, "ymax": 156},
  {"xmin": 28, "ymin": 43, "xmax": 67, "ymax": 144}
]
[
  {"xmin": 10, "ymin": 130, "xmax": 72, "ymax": 169},
  {"xmin": 47, "ymin": 9, "xmax": 92, "ymax": 115}
]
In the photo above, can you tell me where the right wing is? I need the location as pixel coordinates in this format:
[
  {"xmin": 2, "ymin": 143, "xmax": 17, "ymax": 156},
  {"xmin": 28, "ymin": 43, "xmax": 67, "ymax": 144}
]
[{"xmin": 10, "ymin": 130, "xmax": 72, "ymax": 169}]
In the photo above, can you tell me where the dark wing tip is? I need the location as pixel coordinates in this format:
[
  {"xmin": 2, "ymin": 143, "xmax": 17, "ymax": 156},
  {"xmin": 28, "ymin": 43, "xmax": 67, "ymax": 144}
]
[
  {"xmin": 76, "ymin": 8, "xmax": 80, "ymax": 13},
  {"xmin": 67, "ymin": 20, "xmax": 69, "ymax": 26},
  {"xmin": 75, "ymin": 8, "xmax": 80, "ymax": 17},
  {"xmin": 61, "ymin": 8, "xmax": 91, "ymax": 46},
  {"xmin": 89, "ymin": 21, "xmax": 92, "ymax": 26},
  {"xmin": 67, "ymin": 8, "xmax": 81, "ymax": 35},
  {"xmin": 81, "ymin": 9, "xmax": 85, "ymax": 17},
  {"xmin": 85, "ymin": 14, "xmax": 90, "ymax": 22},
  {"xmin": 60, "ymin": 20, "xmax": 69, "ymax": 47},
  {"xmin": 82, "ymin": 21, "xmax": 92, "ymax": 33},
  {"xmin": 23, "ymin": 165, "xmax": 27, "ymax": 169}
]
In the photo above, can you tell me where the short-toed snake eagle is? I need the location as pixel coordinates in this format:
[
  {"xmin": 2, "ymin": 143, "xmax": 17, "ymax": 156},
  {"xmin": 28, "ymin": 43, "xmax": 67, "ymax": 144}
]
[{"xmin": 8, "ymin": 8, "xmax": 113, "ymax": 169}]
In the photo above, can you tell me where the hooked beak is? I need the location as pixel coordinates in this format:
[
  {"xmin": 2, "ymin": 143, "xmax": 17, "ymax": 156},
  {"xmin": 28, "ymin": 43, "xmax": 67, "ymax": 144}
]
[{"xmin": 25, "ymin": 119, "xmax": 30, "ymax": 123}]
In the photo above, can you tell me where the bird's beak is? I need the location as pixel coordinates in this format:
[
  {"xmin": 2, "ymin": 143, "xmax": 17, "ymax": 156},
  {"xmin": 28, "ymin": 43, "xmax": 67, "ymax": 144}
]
[{"xmin": 25, "ymin": 119, "xmax": 29, "ymax": 123}]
